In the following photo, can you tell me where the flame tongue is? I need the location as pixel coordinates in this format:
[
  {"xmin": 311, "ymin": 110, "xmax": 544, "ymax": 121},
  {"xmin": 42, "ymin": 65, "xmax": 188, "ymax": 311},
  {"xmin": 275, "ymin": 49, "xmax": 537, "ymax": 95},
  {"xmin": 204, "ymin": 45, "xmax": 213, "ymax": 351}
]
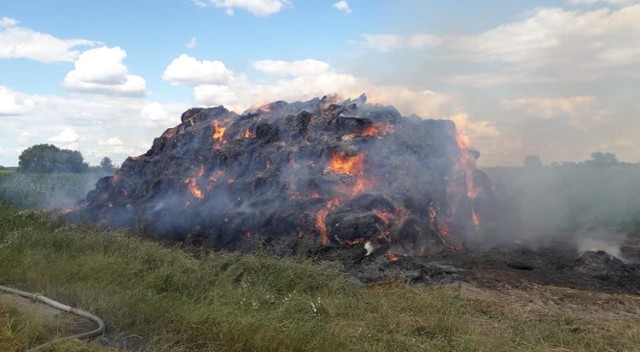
[
  {"xmin": 212, "ymin": 120, "xmax": 228, "ymax": 147},
  {"xmin": 327, "ymin": 152, "xmax": 365, "ymax": 176},
  {"xmin": 243, "ymin": 129, "xmax": 255, "ymax": 138},
  {"xmin": 184, "ymin": 178, "xmax": 204, "ymax": 199}
]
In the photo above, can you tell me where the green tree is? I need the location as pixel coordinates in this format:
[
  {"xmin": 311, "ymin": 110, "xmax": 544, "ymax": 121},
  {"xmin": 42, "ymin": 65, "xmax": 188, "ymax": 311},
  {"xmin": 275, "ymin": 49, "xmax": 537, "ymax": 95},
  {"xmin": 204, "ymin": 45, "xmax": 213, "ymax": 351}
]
[
  {"xmin": 100, "ymin": 156, "xmax": 116, "ymax": 172},
  {"xmin": 523, "ymin": 155, "xmax": 543, "ymax": 169},
  {"xmin": 585, "ymin": 151, "xmax": 618, "ymax": 168},
  {"xmin": 18, "ymin": 144, "xmax": 88, "ymax": 173}
]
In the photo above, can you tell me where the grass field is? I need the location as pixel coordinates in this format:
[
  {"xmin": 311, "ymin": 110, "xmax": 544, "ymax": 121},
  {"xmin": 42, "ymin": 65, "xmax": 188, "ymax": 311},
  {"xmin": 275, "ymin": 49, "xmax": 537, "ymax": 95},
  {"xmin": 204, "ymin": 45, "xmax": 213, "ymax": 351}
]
[
  {"xmin": 1, "ymin": 204, "xmax": 640, "ymax": 351},
  {"xmin": 1, "ymin": 170, "xmax": 640, "ymax": 351}
]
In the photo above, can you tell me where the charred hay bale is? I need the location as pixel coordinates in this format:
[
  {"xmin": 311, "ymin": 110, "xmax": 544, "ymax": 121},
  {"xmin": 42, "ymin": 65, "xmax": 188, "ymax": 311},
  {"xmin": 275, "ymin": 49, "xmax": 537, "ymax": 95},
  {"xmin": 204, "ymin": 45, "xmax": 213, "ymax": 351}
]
[{"xmin": 70, "ymin": 96, "xmax": 483, "ymax": 256}]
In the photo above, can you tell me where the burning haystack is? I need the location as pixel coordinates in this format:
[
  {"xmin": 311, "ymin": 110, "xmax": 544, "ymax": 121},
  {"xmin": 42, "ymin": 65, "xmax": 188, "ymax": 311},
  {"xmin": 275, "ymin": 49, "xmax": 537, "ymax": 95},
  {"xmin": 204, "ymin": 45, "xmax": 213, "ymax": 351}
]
[{"xmin": 72, "ymin": 95, "xmax": 495, "ymax": 256}]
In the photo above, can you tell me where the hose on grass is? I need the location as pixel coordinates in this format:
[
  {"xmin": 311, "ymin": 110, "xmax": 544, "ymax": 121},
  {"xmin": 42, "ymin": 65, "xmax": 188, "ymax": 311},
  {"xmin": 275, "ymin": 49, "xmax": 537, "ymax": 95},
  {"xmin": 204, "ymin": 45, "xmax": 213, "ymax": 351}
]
[{"xmin": 0, "ymin": 284, "xmax": 105, "ymax": 351}]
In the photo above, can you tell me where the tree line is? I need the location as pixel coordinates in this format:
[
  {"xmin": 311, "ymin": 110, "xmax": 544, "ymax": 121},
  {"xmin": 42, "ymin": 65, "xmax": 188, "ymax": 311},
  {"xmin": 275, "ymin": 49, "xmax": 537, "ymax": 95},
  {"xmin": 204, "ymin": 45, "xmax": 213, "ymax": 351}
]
[
  {"xmin": 16, "ymin": 144, "xmax": 116, "ymax": 174},
  {"xmin": 524, "ymin": 152, "xmax": 638, "ymax": 169}
]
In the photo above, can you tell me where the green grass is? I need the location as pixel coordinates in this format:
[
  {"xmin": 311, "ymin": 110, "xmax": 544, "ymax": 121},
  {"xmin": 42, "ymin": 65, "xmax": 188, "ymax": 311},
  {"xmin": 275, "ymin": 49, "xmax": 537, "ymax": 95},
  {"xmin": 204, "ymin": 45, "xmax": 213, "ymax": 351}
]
[{"xmin": 1, "ymin": 204, "xmax": 639, "ymax": 351}]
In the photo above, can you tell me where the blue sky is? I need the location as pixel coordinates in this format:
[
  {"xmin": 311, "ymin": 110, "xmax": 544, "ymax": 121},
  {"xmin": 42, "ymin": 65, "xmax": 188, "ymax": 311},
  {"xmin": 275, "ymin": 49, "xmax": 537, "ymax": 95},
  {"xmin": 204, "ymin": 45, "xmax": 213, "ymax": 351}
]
[{"xmin": 1, "ymin": 0, "xmax": 639, "ymax": 166}]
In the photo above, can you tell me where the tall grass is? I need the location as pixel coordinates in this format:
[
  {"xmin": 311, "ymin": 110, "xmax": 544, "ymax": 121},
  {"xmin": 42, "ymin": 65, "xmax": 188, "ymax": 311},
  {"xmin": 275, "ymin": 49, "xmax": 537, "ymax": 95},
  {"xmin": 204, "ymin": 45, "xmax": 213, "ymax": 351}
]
[{"xmin": 1, "ymin": 204, "xmax": 639, "ymax": 351}]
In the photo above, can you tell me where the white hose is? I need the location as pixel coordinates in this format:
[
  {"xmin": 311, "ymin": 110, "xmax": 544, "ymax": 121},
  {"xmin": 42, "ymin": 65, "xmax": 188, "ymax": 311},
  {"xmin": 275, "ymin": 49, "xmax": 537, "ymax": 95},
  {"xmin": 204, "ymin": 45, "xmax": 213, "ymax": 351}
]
[{"xmin": 0, "ymin": 284, "xmax": 105, "ymax": 351}]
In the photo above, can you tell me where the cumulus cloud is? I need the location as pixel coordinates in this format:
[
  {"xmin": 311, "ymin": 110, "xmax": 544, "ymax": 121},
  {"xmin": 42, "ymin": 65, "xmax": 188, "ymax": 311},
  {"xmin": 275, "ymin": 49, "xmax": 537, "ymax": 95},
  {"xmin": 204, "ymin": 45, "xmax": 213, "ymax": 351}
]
[
  {"xmin": 192, "ymin": 0, "xmax": 291, "ymax": 16},
  {"xmin": 333, "ymin": 1, "xmax": 352, "ymax": 14},
  {"xmin": 0, "ymin": 87, "xmax": 189, "ymax": 166},
  {"xmin": 252, "ymin": 59, "xmax": 330, "ymax": 77},
  {"xmin": 141, "ymin": 102, "xmax": 169, "ymax": 122},
  {"xmin": 98, "ymin": 137, "xmax": 124, "ymax": 146},
  {"xmin": 49, "ymin": 127, "xmax": 80, "ymax": 144},
  {"xmin": 163, "ymin": 54, "xmax": 234, "ymax": 86},
  {"xmin": 62, "ymin": 46, "xmax": 146, "ymax": 96},
  {"xmin": 186, "ymin": 37, "xmax": 198, "ymax": 49},
  {"xmin": 0, "ymin": 17, "xmax": 18, "ymax": 27},
  {"xmin": 0, "ymin": 17, "xmax": 96, "ymax": 63},
  {"xmin": 0, "ymin": 86, "xmax": 35, "ymax": 115}
]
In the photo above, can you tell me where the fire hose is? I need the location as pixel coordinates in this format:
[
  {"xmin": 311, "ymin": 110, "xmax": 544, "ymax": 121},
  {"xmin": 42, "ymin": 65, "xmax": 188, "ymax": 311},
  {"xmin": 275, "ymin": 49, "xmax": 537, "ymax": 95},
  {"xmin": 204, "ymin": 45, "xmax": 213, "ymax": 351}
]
[{"xmin": 0, "ymin": 284, "xmax": 105, "ymax": 351}]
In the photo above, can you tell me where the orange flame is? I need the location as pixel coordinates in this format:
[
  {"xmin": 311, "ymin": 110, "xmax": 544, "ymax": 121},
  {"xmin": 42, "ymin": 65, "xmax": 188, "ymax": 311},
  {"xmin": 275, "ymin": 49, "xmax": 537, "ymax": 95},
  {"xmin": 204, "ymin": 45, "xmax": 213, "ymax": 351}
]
[
  {"xmin": 351, "ymin": 177, "xmax": 376, "ymax": 196},
  {"xmin": 347, "ymin": 124, "xmax": 395, "ymax": 139},
  {"xmin": 184, "ymin": 178, "xmax": 204, "ymax": 199},
  {"xmin": 454, "ymin": 133, "xmax": 480, "ymax": 199},
  {"xmin": 327, "ymin": 152, "xmax": 365, "ymax": 176},
  {"xmin": 243, "ymin": 129, "xmax": 255, "ymax": 138},
  {"xmin": 315, "ymin": 198, "xmax": 341, "ymax": 245},
  {"xmin": 315, "ymin": 208, "xmax": 330, "ymax": 245},
  {"xmin": 385, "ymin": 253, "xmax": 400, "ymax": 262},
  {"xmin": 212, "ymin": 121, "xmax": 227, "ymax": 147}
]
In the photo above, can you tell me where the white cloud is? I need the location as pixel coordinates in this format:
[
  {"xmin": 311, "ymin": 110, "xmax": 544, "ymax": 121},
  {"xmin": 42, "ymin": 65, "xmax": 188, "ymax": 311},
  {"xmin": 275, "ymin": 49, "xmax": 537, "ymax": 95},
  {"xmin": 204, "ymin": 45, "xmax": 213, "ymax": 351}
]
[
  {"xmin": 98, "ymin": 137, "xmax": 124, "ymax": 146},
  {"xmin": 49, "ymin": 127, "xmax": 80, "ymax": 143},
  {"xmin": 252, "ymin": 59, "xmax": 330, "ymax": 77},
  {"xmin": 0, "ymin": 87, "xmax": 189, "ymax": 166},
  {"xmin": 0, "ymin": 86, "xmax": 35, "ymax": 115},
  {"xmin": 193, "ymin": 0, "xmax": 291, "ymax": 16},
  {"xmin": 501, "ymin": 96, "xmax": 597, "ymax": 119},
  {"xmin": 357, "ymin": 5, "xmax": 640, "ymax": 72},
  {"xmin": 0, "ymin": 18, "xmax": 96, "ymax": 63},
  {"xmin": 194, "ymin": 84, "xmax": 240, "ymax": 107},
  {"xmin": 355, "ymin": 33, "xmax": 441, "ymax": 51},
  {"xmin": 0, "ymin": 17, "xmax": 18, "ymax": 27},
  {"xmin": 163, "ymin": 54, "xmax": 234, "ymax": 86},
  {"xmin": 333, "ymin": 1, "xmax": 352, "ymax": 14},
  {"xmin": 62, "ymin": 46, "xmax": 146, "ymax": 96},
  {"xmin": 186, "ymin": 37, "xmax": 198, "ymax": 48},
  {"xmin": 141, "ymin": 102, "xmax": 169, "ymax": 122}
]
